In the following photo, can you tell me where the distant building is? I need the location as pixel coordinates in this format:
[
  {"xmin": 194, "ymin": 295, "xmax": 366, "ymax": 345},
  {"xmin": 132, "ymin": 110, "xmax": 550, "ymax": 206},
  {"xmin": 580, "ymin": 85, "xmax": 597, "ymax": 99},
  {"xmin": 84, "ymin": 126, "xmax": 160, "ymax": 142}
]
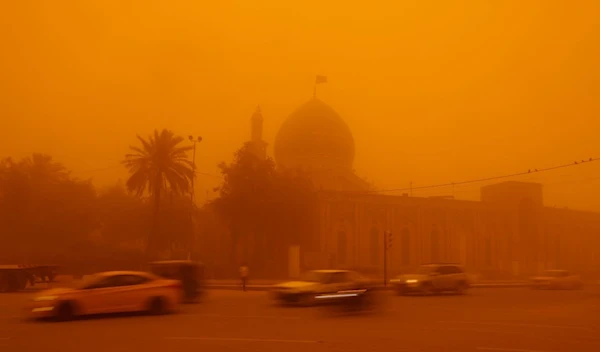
[
  {"xmin": 274, "ymin": 98, "xmax": 371, "ymax": 191},
  {"xmin": 248, "ymin": 106, "xmax": 267, "ymax": 160},
  {"xmin": 245, "ymin": 96, "xmax": 600, "ymax": 279}
]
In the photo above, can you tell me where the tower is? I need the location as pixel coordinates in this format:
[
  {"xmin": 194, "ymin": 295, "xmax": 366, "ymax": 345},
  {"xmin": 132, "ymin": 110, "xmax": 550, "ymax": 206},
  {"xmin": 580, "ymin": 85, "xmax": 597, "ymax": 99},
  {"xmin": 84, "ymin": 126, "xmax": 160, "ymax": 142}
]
[{"xmin": 249, "ymin": 106, "xmax": 267, "ymax": 160}]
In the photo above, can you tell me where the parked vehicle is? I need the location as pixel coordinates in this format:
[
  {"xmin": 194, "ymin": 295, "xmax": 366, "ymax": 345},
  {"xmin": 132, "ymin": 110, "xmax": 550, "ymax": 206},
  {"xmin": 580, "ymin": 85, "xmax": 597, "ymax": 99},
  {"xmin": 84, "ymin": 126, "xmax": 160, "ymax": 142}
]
[
  {"xmin": 390, "ymin": 263, "xmax": 470, "ymax": 295},
  {"xmin": 0, "ymin": 264, "xmax": 60, "ymax": 292},
  {"xmin": 149, "ymin": 260, "xmax": 205, "ymax": 303}
]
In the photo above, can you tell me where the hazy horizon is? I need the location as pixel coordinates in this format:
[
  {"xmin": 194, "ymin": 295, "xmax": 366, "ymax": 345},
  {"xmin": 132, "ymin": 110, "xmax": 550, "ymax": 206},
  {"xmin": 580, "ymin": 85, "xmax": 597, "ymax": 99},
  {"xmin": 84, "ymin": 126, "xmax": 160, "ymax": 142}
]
[{"xmin": 2, "ymin": 0, "xmax": 599, "ymax": 211}]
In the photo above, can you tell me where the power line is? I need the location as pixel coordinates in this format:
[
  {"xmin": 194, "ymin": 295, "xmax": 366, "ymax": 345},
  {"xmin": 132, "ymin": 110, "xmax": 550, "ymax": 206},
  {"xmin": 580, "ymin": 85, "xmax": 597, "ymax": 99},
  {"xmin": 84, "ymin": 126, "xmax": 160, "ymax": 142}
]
[{"xmin": 365, "ymin": 157, "xmax": 599, "ymax": 194}]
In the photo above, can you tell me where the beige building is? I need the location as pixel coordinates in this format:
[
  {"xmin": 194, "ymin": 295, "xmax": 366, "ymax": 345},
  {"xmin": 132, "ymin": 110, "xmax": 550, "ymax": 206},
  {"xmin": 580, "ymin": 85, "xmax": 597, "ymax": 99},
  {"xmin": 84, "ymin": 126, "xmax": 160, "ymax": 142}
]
[
  {"xmin": 245, "ymin": 96, "xmax": 600, "ymax": 279},
  {"xmin": 312, "ymin": 182, "xmax": 600, "ymax": 279}
]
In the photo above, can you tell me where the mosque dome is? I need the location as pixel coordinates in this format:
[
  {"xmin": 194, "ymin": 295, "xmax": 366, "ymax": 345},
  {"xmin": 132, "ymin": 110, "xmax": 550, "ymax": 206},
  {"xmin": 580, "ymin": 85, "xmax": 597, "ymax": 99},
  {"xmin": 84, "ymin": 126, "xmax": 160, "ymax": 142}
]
[{"xmin": 274, "ymin": 98, "xmax": 355, "ymax": 172}]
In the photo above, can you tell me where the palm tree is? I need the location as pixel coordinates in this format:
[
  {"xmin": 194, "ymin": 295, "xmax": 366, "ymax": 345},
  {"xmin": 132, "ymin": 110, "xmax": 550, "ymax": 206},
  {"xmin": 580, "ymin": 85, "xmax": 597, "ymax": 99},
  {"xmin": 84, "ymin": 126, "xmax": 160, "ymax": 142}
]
[{"xmin": 122, "ymin": 129, "xmax": 194, "ymax": 256}]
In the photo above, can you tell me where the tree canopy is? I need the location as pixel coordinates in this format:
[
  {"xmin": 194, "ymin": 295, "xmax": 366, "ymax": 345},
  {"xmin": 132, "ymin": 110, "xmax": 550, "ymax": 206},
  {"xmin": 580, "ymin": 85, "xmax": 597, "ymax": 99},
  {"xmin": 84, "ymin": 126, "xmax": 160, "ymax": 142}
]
[
  {"xmin": 122, "ymin": 129, "xmax": 195, "ymax": 257},
  {"xmin": 0, "ymin": 154, "xmax": 97, "ymax": 260},
  {"xmin": 211, "ymin": 142, "xmax": 317, "ymax": 276}
]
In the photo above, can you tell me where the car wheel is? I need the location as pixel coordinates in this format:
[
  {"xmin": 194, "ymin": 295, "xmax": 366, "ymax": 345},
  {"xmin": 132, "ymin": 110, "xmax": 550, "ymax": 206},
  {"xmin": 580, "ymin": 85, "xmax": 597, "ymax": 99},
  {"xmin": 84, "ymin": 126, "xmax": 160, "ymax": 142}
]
[
  {"xmin": 299, "ymin": 293, "xmax": 316, "ymax": 307},
  {"xmin": 148, "ymin": 297, "xmax": 166, "ymax": 315},
  {"xmin": 55, "ymin": 302, "xmax": 75, "ymax": 322},
  {"xmin": 396, "ymin": 286, "xmax": 405, "ymax": 296},
  {"xmin": 421, "ymin": 282, "xmax": 434, "ymax": 296},
  {"xmin": 455, "ymin": 282, "xmax": 467, "ymax": 295}
]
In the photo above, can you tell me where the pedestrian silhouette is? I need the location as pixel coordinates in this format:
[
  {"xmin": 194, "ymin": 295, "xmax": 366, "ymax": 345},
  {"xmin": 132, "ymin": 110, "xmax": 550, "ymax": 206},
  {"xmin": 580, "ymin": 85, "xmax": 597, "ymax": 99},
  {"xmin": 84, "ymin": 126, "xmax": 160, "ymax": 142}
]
[{"xmin": 239, "ymin": 263, "xmax": 249, "ymax": 291}]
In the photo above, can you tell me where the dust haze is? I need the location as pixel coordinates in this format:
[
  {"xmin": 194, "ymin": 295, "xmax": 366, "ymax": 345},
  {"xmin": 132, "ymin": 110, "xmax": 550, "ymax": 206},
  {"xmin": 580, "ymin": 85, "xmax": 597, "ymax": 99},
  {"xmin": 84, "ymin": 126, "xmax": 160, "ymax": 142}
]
[
  {"xmin": 1, "ymin": 2, "xmax": 600, "ymax": 352},
  {"xmin": 2, "ymin": 0, "xmax": 599, "ymax": 210}
]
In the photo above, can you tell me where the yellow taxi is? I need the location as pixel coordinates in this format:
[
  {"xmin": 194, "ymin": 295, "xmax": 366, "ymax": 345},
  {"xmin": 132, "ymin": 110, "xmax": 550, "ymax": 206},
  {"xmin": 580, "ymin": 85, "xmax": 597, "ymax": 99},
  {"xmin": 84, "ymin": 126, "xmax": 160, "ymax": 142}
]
[{"xmin": 26, "ymin": 271, "xmax": 182, "ymax": 321}]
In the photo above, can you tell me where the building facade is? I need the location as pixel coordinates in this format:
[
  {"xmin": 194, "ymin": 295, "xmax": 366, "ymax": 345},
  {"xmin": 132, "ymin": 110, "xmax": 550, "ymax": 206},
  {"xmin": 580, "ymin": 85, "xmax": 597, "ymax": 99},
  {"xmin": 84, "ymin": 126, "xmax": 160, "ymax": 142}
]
[
  {"xmin": 310, "ymin": 183, "xmax": 600, "ymax": 279},
  {"xmin": 244, "ymin": 95, "xmax": 600, "ymax": 279}
]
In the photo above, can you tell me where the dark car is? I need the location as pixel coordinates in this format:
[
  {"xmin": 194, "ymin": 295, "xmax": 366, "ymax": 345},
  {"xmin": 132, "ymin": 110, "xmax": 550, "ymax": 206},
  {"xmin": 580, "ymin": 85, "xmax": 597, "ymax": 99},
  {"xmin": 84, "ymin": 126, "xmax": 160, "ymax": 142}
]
[{"xmin": 149, "ymin": 260, "xmax": 205, "ymax": 303}]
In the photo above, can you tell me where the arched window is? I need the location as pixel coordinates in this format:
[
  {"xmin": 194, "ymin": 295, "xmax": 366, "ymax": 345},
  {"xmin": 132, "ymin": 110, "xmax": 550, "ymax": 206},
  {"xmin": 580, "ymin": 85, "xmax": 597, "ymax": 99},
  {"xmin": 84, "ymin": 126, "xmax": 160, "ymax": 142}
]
[
  {"xmin": 485, "ymin": 237, "xmax": 492, "ymax": 267},
  {"xmin": 401, "ymin": 228, "xmax": 410, "ymax": 265},
  {"xmin": 369, "ymin": 227, "xmax": 379, "ymax": 266},
  {"xmin": 337, "ymin": 230, "xmax": 347, "ymax": 265},
  {"xmin": 431, "ymin": 228, "xmax": 440, "ymax": 262}
]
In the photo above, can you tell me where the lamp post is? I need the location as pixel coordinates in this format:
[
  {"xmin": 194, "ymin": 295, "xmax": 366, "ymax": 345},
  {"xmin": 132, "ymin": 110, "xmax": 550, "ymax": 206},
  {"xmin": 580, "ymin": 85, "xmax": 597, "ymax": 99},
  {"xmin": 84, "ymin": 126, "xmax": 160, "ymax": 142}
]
[
  {"xmin": 188, "ymin": 135, "xmax": 202, "ymax": 260},
  {"xmin": 188, "ymin": 135, "xmax": 203, "ymax": 205}
]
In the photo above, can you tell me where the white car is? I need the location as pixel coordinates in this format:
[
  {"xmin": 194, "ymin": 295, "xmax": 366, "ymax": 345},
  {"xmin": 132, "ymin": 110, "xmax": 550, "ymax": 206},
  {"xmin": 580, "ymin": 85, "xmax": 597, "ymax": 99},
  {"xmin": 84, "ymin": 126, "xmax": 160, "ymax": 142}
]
[
  {"xmin": 26, "ymin": 271, "xmax": 183, "ymax": 321},
  {"xmin": 270, "ymin": 270, "xmax": 372, "ymax": 306},
  {"xmin": 390, "ymin": 263, "xmax": 470, "ymax": 295},
  {"xmin": 530, "ymin": 270, "xmax": 582, "ymax": 290}
]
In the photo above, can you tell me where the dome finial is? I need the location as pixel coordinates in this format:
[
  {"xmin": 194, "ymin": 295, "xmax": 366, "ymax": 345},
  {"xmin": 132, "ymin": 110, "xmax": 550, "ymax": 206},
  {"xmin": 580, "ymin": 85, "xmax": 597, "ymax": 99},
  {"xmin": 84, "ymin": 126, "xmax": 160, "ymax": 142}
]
[{"xmin": 314, "ymin": 75, "xmax": 327, "ymax": 99}]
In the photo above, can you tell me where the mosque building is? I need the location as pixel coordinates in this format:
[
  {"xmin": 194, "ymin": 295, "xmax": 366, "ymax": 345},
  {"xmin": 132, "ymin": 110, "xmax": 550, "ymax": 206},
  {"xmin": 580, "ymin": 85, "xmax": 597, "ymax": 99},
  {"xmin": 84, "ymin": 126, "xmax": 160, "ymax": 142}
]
[{"xmin": 244, "ymin": 93, "xmax": 600, "ymax": 279}]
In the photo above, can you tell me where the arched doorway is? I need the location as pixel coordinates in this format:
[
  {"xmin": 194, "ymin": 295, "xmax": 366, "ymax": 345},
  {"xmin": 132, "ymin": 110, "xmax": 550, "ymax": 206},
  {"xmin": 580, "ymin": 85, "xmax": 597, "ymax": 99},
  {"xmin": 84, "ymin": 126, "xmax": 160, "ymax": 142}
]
[
  {"xmin": 369, "ymin": 226, "xmax": 379, "ymax": 266},
  {"xmin": 337, "ymin": 229, "xmax": 347, "ymax": 266},
  {"xmin": 401, "ymin": 228, "xmax": 410, "ymax": 266},
  {"xmin": 431, "ymin": 227, "xmax": 440, "ymax": 262},
  {"xmin": 518, "ymin": 198, "xmax": 537, "ymax": 273}
]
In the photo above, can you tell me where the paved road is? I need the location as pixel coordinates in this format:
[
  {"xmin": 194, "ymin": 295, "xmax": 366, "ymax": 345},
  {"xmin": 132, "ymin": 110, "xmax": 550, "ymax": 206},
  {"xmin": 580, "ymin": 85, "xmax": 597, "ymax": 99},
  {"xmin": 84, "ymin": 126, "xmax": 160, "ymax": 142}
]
[{"xmin": 1, "ymin": 288, "xmax": 599, "ymax": 352}]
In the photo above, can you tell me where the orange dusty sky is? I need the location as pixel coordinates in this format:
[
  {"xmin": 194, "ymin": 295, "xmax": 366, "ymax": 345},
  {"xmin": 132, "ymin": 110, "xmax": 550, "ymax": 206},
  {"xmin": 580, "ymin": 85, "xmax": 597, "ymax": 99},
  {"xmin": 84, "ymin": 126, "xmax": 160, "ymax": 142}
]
[{"xmin": 1, "ymin": 0, "xmax": 599, "ymax": 211}]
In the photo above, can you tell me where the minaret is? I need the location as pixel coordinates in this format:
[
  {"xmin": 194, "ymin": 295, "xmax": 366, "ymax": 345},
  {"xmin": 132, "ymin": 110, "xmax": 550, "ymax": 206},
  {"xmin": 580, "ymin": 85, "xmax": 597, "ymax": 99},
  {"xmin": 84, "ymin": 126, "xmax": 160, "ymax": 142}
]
[{"xmin": 250, "ymin": 106, "xmax": 267, "ymax": 160}]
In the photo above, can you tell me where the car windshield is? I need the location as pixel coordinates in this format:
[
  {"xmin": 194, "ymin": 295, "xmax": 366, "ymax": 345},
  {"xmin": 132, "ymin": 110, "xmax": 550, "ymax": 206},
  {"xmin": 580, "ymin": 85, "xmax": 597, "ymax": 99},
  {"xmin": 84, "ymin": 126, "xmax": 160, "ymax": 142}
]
[
  {"xmin": 544, "ymin": 271, "xmax": 565, "ymax": 277},
  {"xmin": 415, "ymin": 266, "xmax": 436, "ymax": 275},
  {"xmin": 300, "ymin": 271, "xmax": 332, "ymax": 283},
  {"xmin": 74, "ymin": 274, "xmax": 103, "ymax": 289}
]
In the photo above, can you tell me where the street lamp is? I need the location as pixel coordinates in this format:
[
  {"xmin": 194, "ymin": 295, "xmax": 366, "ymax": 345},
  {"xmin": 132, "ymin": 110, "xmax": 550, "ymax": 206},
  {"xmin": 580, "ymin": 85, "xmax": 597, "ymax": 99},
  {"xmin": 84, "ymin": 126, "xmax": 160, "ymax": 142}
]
[
  {"xmin": 188, "ymin": 135, "xmax": 202, "ymax": 260},
  {"xmin": 188, "ymin": 135, "xmax": 203, "ymax": 205}
]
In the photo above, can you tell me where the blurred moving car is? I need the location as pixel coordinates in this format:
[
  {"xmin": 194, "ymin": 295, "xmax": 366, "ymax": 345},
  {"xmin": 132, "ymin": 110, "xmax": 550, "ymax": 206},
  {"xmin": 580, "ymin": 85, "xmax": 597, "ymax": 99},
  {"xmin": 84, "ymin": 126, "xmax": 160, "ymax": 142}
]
[
  {"xmin": 149, "ymin": 260, "xmax": 205, "ymax": 303},
  {"xmin": 390, "ymin": 263, "xmax": 470, "ymax": 295},
  {"xmin": 271, "ymin": 269, "xmax": 373, "ymax": 306},
  {"xmin": 530, "ymin": 270, "xmax": 583, "ymax": 290},
  {"xmin": 27, "ymin": 271, "xmax": 182, "ymax": 321}
]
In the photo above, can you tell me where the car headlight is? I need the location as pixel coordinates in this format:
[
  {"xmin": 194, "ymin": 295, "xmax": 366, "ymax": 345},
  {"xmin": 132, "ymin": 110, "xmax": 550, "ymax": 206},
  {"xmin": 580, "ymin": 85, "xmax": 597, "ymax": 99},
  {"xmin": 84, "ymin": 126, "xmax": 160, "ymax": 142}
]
[
  {"xmin": 406, "ymin": 279, "xmax": 418, "ymax": 284},
  {"xmin": 34, "ymin": 296, "xmax": 58, "ymax": 302},
  {"xmin": 390, "ymin": 279, "xmax": 401, "ymax": 283}
]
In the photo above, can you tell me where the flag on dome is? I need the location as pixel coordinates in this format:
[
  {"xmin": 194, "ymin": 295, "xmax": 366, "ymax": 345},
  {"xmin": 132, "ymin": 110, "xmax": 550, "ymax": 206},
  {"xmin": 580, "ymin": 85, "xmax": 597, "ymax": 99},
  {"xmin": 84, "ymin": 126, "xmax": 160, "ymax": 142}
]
[{"xmin": 316, "ymin": 75, "xmax": 327, "ymax": 84}]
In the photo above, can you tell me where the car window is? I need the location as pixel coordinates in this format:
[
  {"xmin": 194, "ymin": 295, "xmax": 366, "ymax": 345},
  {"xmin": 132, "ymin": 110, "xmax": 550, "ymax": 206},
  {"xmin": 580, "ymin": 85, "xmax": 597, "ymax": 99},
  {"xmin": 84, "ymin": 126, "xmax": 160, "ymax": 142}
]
[
  {"xmin": 447, "ymin": 266, "xmax": 462, "ymax": 274},
  {"xmin": 437, "ymin": 266, "xmax": 451, "ymax": 275},
  {"xmin": 416, "ymin": 266, "xmax": 435, "ymax": 275},
  {"xmin": 331, "ymin": 272, "xmax": 348, "ymax": 283},
  {"xmin": 116, "ymin": 275, "xmax": 151, "ymax": 286},
  {"xmin": 83, "ymin": 276, "xmax": 121, "ymax": 289},
  {"xmin": 82, "ymin": 274, "xmax": 151, "ymax": 289},
  {"xmin": 346, "ymin": 271, "xmax": 364, "ymax": 282},
  {"xmin": 300, "ymin": 271, "xmax": 331, "ymax": 283}
]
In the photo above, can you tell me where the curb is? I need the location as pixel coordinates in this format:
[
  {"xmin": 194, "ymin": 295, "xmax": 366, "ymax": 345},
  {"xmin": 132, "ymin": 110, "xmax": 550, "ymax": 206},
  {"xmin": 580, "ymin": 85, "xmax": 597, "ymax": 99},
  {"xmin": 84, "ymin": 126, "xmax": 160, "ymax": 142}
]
[{"xmin": 205, "ymin": 282, "xmax": 530, "ymax": 291}]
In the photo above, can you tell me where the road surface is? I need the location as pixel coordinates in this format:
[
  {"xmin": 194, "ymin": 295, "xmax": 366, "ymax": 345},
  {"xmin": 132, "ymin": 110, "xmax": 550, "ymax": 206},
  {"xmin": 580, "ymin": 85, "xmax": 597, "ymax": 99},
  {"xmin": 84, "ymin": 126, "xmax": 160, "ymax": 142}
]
[{"xmin": 1, "ymin": 287, "xmax": 599, "ymax": 352}]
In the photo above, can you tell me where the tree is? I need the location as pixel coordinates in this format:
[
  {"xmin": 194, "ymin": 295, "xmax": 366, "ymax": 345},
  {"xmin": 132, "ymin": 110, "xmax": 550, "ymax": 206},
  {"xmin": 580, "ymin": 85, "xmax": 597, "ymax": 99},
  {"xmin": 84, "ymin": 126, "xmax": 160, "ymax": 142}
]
[
  {"xmin": 211, "ymin": 142, "xmax": 317, "ymax": 277},
  {"xmin": 122, "ymin": 129, "xmax": 194, "ymax": 257},
  {"xmin": 95, "ymin": 182, "xmax": 149, "ymax": 247},
  {"xmin": 0, "ymin": 154, "xmax": 97, "ymax": 261}
]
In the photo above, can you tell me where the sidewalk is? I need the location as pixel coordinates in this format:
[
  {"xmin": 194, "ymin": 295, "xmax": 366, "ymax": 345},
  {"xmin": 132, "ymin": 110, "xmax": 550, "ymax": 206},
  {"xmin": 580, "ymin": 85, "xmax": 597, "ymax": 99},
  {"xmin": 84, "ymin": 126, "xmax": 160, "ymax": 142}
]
[{"xmin": 204, "ymin": 279, "xmax": 531, "ymax": 291}]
